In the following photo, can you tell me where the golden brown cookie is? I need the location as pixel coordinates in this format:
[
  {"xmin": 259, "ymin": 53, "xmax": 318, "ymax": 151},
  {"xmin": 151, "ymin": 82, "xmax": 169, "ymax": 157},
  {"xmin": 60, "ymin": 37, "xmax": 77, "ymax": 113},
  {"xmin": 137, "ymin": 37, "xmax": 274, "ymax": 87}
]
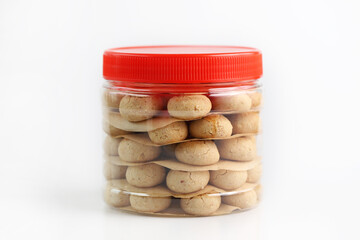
[
  {"xmin": 148, "ymin": 121, "xmax": 188, "ymax": 144},
  {"xmin": 118, "ymin": 139, "xmax": 161, "ymax": 162},
  {"xmin": 104, "ymin": 183, "xmax": 130, "ymax": 207},
  {"xmin": 231, "ymin": 112, "xmax": 260, "ymax": 134},
  {"xmin": 175, "ymin": 141, "xmax": 220, "ymax": 166},
  {"xmin": 209, "ymin": 170, "xmax": 247, "ymax": 190},
  {"xmin": 247, "ymin": 164, "xmax": 262, "ymax": 183},
  {"xmin": 126, "ymin": 164, "xmax": 166, "ymax": 187},
  {"xmin": 167, "ymin": 95, "xmax": 212, "ymax": 120},
  {"xmin": 189, "ymin": 115, "xmax": 233, "ymax": 138},
  {"xmin": 103, "ymin": 136, "xmax": 121, "ymax": 156},
  {"xmin": 130, "ymin": 195, "xmax": 172, "ymax": 213},
  {"xmin": 248, "ymin": 92, "xmax": 262, "ymax": 108},
  {"xmin": 180, "ymin": 195, "xmax": 221, "ymax": 216},
  {"xmin": 103, "ymin": 121, "xmax": 129, "ymax": 137},
  {"xmin": 222, "ymin": 189, "xmax": 257, "ymax": 209},
  {"xmin": 217, "ymin": 137, "xmax": 256, "ymax": 161},
  {"xmin": 103, "ymin": 88, "xmax": 123, "ymax": 109},
  {"xmin": 119, "ymin": 95, "xmax": 164, "ymax": 122},
  {"xmin": 211, "ymin": 94, "xmax": 252, "ymax": 112},
  {"xmin": 166, "ymin": 170, "xmax": 210, "ymax": 193},
  {"xmin": 103, "ymin": 161, "xmax": 127, "ymax": 180}
]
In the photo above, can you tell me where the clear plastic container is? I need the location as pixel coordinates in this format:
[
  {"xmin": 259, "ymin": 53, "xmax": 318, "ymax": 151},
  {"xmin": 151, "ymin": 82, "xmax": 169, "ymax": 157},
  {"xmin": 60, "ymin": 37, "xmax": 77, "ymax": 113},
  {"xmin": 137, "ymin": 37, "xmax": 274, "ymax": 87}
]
[{"xmin": 102, "ymin": 46, "xmax": 263, "ymax": 216}]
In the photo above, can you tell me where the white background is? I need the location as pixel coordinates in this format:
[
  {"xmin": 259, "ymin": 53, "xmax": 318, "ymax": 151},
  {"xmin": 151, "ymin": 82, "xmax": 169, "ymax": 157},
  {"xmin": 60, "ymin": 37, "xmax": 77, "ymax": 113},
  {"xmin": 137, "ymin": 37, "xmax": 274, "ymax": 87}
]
[{"xmin": 1, "ymin": 0, "xmax": 360, "ymax": 239}]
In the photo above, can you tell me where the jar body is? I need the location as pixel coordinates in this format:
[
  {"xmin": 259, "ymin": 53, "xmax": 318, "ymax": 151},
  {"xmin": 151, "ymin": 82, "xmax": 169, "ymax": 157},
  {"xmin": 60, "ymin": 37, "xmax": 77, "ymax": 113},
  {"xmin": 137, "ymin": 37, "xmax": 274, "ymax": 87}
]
[{"xmin": 102, "ymin": 80, "xmax": 262, "ymax": 216}]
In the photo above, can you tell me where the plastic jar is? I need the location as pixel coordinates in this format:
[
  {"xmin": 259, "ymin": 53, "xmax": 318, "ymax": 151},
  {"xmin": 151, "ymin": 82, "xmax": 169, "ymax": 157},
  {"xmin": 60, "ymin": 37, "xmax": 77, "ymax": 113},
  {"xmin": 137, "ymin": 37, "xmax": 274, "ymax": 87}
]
[{"xmin": 102, "ymin": 46, "xmax": 263, "ymax": 216}]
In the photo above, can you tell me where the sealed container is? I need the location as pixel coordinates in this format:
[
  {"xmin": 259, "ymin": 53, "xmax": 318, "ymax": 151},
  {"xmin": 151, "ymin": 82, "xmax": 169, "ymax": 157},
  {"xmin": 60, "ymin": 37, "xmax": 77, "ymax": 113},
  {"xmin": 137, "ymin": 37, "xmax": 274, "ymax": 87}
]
[{"xmin": 102, "ymin": 46, "xmax": 263, "ymax": 216}]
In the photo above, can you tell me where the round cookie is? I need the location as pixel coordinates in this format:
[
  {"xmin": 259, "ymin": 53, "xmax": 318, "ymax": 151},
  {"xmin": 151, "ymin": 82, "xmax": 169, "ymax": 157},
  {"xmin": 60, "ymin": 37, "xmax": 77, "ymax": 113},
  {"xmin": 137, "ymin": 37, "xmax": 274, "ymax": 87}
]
[
  {"xmin": 211, "ymin": 94, "xmax": 252, "ymax": 113},
  {"xmin": 119, "ymin": 95, "xmax": 164, "ymax": 122},
  {"xmin": 126, "ymin": 164, "xmax": 166, "ymax": 187},
  {"xmin": 247, "ymin": 164, "xmax": 262, "ymax": 183},
  {"xmin": 217, "ymin": 137, "xmax": 256, "ymax": 161},
  {"xmin": 103, "ymin": 88, "xmax": 123, "ymax": 109},
  {"xmin": 167, "ymin": 95, "xmax": 212, "ymax": 120},
  {"xmin": 103, "ymin": 136, "xmax": 121, "ymax": 156},
  {"xmin": 248, "ymin": 91, "xmax": 262, "ymax": 108},
  {"xmin": 189, "ymin": 115, "xmax": 233, "ymax": 138},
  {"xmin": 175, "ymin": 141, "xmax": 220, "ymax": 166},
  {"xmin": 148, "ymin": 121, "xmax": 188, "ymax": 145},
  {"xmin": 248, "ymin": 135, "xmax": 256, "ymax": 143},
  {"xmin": 180, "ymin": 195, "xmax": 221, "ymax": 216},
  {"xmin": 103, "ymin": 121, "xmax": 129, "ymax": 137},
  {"xmin": 166, "ymin": 170, "xmax": 210, "ymax": 193},
  {"xmin": 209, "ymin": 170, "xmax": 247, "ymax": 190},
  {"xmin": 104, "ymin": 184, "xmax": 130, "ymax": 207},
  {"xmin": 104, "ymin": 161, "xmax": 127, "ymax": 180},
  {"xmin": 118, "ymin": 139, "xmax": 161, "ymax": 162},
  {"xmin": 130, "ymin": 195, "xmax": 171, "ymax": 213},
  {"xmin": 222, "ymin": 190, "xmax": 257, "ymax": 209},
  {"xmin": 231, "ymin": 112, "xmax": 260, "ymax": 134}
]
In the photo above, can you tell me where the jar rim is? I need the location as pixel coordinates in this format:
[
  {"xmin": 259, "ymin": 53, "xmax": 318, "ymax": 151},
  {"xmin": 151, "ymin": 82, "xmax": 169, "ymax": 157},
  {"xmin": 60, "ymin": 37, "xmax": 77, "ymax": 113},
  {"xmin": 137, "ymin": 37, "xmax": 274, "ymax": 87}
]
[{"xmin": 104, "ymin": 80, "xmax": 261, "ymax": 95}]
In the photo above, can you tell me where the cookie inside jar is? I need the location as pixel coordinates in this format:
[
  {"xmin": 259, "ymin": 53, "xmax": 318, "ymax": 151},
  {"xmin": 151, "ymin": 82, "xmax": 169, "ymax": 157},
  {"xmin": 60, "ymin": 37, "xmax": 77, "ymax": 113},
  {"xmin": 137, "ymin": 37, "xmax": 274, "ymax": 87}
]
[{"xmin": 102, "ymin": 45, "xmax": 263, "ymax": 217}]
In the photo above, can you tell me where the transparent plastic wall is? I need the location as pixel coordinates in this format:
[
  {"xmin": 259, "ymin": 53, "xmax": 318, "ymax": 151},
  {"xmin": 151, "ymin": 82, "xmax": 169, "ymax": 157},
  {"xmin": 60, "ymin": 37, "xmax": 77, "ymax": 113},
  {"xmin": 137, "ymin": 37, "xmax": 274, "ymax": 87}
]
[{"xmin": 102, "ymin": 81, "xmax": 262, "ymax": 216}]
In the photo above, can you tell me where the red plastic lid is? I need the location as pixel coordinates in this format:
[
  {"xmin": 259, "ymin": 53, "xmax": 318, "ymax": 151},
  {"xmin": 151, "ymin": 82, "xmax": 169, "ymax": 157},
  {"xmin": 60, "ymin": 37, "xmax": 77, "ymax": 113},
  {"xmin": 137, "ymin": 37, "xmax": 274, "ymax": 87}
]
[{"xmin": 103, "ymin": 45, "xmax": 262, "ymax": 83}]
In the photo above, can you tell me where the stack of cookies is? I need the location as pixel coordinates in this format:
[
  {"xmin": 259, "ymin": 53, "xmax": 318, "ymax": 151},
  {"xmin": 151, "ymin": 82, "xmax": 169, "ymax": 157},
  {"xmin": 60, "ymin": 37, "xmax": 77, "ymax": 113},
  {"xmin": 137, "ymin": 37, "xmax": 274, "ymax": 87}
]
[{"xmin": 103, "ymin": 90, "xmax": 263, "ymax": 216}]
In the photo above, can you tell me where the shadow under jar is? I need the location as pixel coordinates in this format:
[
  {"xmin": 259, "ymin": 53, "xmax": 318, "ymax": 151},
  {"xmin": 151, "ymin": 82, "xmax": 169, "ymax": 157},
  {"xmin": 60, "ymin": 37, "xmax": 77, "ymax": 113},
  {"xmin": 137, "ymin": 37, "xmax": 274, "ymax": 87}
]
[{"xmin": 102, "ymin": 45, "xmax": 263, "ymax": 217}]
